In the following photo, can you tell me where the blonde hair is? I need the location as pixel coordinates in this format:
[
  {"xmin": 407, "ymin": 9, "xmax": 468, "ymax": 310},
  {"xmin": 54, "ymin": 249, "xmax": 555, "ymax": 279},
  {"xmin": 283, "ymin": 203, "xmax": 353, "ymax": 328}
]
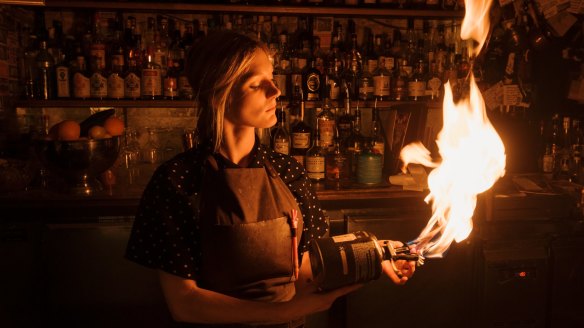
[{"xmin": 186, "ymin": 30, "xmax": 269, "ymax": 153}]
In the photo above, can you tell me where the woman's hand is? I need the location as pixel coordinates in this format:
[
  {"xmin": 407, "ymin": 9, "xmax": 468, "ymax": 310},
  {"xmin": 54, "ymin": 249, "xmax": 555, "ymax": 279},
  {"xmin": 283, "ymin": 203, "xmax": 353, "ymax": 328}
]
[{"xmin": 379, "ymin": 240, "xmax": 416, "ymax": 285}]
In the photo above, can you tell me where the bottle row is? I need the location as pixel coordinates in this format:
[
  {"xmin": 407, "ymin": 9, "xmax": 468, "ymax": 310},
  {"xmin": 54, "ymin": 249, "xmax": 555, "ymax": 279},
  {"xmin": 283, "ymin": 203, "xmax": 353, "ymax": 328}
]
[
  {"xmin": 261, "ymin": 95, "xmax": 391, "ymax": 188},
  {"xmin": 135, "ymin": 0, "xmax": 465, "ymax": 10}
]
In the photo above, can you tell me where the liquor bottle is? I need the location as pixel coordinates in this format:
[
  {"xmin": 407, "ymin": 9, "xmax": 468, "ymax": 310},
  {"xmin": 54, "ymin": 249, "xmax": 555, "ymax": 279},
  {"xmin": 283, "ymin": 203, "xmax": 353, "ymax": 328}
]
[
  {"xmin": 271, "ymin": 107, "xmax": 291, "ymax": 155},
  {"xmin": 343, "ymin": 33, "xmax": 363, "ymax": 100},
  {"xmin": 427, "ymin": 62, "xmax": 442, "ymax": 100},
  {"xmin": 155, "ymin": 16, "xmax": 171, "ymax": 78},
  {"xmin": 392, "ymin": 58, "xmax": 409, "ymax": 101},
  {"xmin": 89, "ymin": 12, "xmax": 106, "ymax": 77},
  {"xmin": 325, "ymin": 128, "xmax": 351, "ymax": 189},
  {"xmin": 346, "ymin": 106, "xmax": 365, "ymax": 177},
  {"xmin": 55, "ymin": 36, "xmax": 71, "ymax": 99},
  {"xmin": 124, "ymin": 45, "xmax": 141, "ymax": 100},
  {"xmin": 541, "ymin": 114, "xmax": 560, "ymax": 175},
  {"xmin": 36, "ymin": 40, "xmax": 56, "ymax": 100},
  {"xmin": 373, "ymin": 57, "xmax": 391, "ymax": 101},
  {"xmin": 71, "ymin": 45, "xmax": 90, "ymax": 100},
  {"xmin": 303, "ymin": 59, "xmax": 322, "ymax": 102},
  {"xmin": 141, "ymin": 47, "xmax": 163, "ymax": 100},
  {"xmin": 89, "ymin": 55, "xmax": 107, "ymax": 100},
  {"xmin": 290, "ymin": 97, "xmax": 311, "ymax": 166},
  {"xmin": 313, "ymin": 36, "xmax": 326, "ymax": 75},
  {"xmin": 324, "ymin": 65, "xmax": 341, "ymax": 102},
  {"xmin": 358, "ymin": 61, "xmax": 374, "ymax": 101},
  {"xmin": 305, "ymin": 125, "xmax": 326, "ymax": 182},
  {"xmin": 556, "ymin": 116, "xmax": 573, "ymax": 180},
  {"xmin": 317, "ymin": 94, "xmax": 337, "ymax": 152},
  {"xmin": 273, "ymin": 43, "xmax": 290, "ymax": 101},
  {"xmin": 108, "ymin": 30, "xmax": 125, "ymax": 100},
  {"xmin": 408, "ymin": 59, "xmax": 426, "ymax": 101},
  {"xmin": 163, "ymin": 57, "xmax": 179, "ymax": 100},
  {"xmin": 23, "ymin": 32, "xmax": 38, "ymax": 99},
  {"xmin": 336, "ymin": 88, "xmax": 353, "ymax": 148},
  {"xmin": 371, "ymin": 102, "xmax": 386, "ymax": 163}
]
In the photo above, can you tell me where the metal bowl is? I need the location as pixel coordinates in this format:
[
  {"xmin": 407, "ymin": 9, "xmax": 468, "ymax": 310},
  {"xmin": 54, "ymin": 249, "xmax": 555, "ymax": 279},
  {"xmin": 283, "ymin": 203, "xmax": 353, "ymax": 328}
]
[{"xmin": 34, "ymin": 137, "xmax": 121, "ymax": 195}]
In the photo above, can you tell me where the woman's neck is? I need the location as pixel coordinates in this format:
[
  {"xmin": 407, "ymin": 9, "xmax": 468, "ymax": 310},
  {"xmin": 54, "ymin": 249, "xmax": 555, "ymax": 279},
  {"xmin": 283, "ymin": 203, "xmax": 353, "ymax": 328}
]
[{"xmin": 219, "ymin": 125, "xmax": 256, "ymax": 167}]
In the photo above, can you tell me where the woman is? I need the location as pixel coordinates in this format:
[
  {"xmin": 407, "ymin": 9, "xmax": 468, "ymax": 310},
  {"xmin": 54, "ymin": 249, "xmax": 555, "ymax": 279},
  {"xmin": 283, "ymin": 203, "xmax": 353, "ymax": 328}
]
[{"xmin": 126, "ymin": 29, "xmax": 414, "ymax": 327}]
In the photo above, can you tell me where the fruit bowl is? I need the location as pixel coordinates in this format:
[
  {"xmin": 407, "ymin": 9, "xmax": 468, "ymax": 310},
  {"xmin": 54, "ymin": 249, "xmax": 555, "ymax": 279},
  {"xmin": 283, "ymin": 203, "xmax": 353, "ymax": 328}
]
[{"xmin": 34, "ymin": 137, "xmax": 121, "ymax": 195}]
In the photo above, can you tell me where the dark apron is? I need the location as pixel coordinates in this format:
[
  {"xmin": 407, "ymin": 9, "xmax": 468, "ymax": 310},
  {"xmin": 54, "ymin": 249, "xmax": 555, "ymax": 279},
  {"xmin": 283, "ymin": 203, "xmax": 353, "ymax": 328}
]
[{"xmin": 188, "ymin": 154, "xmax": 304, "ymax": 328}]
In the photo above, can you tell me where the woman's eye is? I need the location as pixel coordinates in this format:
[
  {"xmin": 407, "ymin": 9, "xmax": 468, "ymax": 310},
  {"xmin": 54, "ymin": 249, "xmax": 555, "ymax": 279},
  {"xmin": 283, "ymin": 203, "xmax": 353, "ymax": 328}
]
[{"xmin": 250, "ymin": 85, "xmax": 260, "ymax": 89}]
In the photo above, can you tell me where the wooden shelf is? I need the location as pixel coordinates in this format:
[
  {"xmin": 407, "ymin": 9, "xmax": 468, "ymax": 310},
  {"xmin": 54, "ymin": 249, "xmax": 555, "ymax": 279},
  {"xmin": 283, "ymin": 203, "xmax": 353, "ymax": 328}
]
[
  {"xmin": 15, "ymin": 98, "xmax": 442, "ymax": 109},
  {"xmin": 14, "ymin": 99, "xmax": 197, "ymax": 108},
  {"xmin": 41, "ymin": 1, "xmax": 464, "ymax": 18}
]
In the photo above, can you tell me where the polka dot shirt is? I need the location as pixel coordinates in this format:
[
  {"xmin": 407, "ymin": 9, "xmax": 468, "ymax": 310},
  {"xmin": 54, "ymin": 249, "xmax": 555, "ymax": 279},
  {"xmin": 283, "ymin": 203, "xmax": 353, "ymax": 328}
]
[{"xmin": 125, "ymin": 138, "xmax": 328, "ymax": 280}]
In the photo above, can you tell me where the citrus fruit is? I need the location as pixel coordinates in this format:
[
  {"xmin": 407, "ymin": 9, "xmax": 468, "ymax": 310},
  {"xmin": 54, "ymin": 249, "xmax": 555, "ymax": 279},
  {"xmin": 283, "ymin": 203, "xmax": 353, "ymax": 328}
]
[
  {"xmin": 88, "ymin": 125, "xmax": 108, "ymax": 139},
  {"xmin": 57, "ymin": 120, "xmax": 81, "ymax": 141},
  {"xmin": 104, "ymin": 117, "xmax": 125, "ymax": 136}
]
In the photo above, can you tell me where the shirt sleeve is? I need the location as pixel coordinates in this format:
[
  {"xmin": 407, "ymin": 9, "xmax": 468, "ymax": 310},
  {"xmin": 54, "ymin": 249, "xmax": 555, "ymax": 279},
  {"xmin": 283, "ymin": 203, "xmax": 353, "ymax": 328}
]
[{"xmin": 125, "ymin": 159, "xmax": 202, "ymax": 280}]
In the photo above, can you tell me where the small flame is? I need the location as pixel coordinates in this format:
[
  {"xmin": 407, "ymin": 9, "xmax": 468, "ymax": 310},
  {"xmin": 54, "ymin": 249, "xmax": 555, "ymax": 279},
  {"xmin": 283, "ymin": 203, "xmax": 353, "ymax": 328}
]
[{"xmin": 401, "ymin": 0, "xmax": 505, "ymax": 258}]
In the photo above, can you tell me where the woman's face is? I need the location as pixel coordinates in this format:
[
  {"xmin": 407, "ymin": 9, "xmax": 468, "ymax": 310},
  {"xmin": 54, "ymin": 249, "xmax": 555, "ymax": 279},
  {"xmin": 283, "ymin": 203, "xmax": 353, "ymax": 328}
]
[{"xmin": 226, "ymin": 49, "xmax": 281, "ymax": 130}]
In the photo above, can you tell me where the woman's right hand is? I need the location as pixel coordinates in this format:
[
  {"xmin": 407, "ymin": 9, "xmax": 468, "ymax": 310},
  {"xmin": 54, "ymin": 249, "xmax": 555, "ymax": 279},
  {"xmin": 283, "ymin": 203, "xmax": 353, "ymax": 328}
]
[{"xmin": 281, "ymin": 282, "xmax": 364, "ymax": 318}]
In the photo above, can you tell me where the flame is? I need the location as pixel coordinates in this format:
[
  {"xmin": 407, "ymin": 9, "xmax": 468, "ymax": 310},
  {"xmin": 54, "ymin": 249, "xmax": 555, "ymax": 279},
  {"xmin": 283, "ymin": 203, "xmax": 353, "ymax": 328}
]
[{"xmin": 400, "ymin": 0, "xmax": 505, "ymax": 258}]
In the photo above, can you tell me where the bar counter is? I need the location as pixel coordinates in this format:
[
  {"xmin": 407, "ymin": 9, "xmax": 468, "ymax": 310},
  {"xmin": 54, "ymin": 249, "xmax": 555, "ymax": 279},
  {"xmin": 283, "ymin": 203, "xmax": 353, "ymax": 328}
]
[{"xmin": 0, "ymin": 168, "xmax": 428, "ymax": 221}]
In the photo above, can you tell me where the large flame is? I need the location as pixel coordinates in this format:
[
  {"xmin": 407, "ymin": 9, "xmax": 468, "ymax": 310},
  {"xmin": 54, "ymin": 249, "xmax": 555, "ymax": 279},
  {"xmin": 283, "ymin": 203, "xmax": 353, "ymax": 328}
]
[{"xmin": 401, "ymin": 0, "xmax": 505, "ymax": 258}]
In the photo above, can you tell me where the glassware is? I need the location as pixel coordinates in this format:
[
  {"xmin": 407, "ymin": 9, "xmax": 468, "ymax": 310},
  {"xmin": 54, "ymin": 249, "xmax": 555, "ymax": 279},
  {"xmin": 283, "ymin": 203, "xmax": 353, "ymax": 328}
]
[{"xmin": 141, "ymin": 127, "xmax": 162, "ymax": 164}]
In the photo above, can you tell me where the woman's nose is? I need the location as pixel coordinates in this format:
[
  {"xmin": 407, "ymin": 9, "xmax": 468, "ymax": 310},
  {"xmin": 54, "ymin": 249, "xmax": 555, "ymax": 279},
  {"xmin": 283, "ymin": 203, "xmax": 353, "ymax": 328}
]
[{"xmin": 268, "ymin": 81, "xmax": 281, "ymax": 99}]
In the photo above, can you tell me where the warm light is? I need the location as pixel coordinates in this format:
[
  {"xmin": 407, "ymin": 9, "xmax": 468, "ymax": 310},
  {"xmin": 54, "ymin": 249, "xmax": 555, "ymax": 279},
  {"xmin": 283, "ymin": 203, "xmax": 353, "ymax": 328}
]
[{"xmin": 400, "ymin": 0, "xmax": 506, "ymax": 258}]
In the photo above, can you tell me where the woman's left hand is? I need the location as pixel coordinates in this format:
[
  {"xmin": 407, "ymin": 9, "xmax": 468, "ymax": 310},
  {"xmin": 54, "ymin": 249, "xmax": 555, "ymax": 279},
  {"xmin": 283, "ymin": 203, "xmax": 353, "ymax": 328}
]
[{"xmin": 380, "ymin": 241, "xmax": 416, "ymax": 285}]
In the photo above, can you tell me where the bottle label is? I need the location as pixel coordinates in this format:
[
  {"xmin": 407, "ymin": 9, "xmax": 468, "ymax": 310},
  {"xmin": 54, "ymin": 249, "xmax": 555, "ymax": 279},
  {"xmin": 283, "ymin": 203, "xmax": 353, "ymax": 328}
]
[
  {"xmin": 306, "ymin": 72, "xmax": 320, "ymax": 100},
  {"xmin": 292, "ymin": 132, "xmax": 310, "ymax": 149},
  {"xmin": 73, "ymin": 72, "xmax": 90, "ymax": 99},
  {"xmin": 408, "ymin": 81, "xmax": 426, "ymax": 97},
  {"xmin": 90, "ymin": 72, "xmax": 107, "ymax": 98},
  {"xmin": 56, "ymin": 66, "xmax": 70, "ymax": 98},
  {"xmin": 125, "ymin": 72, "xmax": 141, "ymax": 98},
  {"xmin": 142, "ymin": 68, "xmax": 162, "ymax": 96},
  {"xmin": 373, "ymin": 75, "xmax": 390, "ymax": 96},
  {"xmin": 367, "ymin": 59, "xmax": 378, "ymax": 73},
  {"xmin": 306, "ymin": 156, "xmax": 325, "ymax": 180},
  {"xmin": 329, "ymin": 83, "xmax": 340, "ymax": 100},
  {"xmin": 274, "ymin": 139, "xmax": 290, "ymax": 155},
  {"xmin": 318, "ymin": 119, "xmax": 335, "ymax": 148},
  {"xmin": 273, "ymin": 73, "xmax": 287, "ymax": 97},
  {"xmin": 542, "ymin": 154, "xmax": 554, "ymax": 173},
  {"xmin": 108, "ymin": 73, "xmax": 125, "ymax": 99}
]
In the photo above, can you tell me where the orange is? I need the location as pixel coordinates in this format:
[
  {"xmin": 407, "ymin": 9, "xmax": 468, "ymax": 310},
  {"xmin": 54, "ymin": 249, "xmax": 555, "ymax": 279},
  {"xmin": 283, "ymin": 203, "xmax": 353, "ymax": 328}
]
[
  {"xmin": 88, "ymin": 125, "xmax": 108, "ymax": 139},
  {"xmin": 57, "ymin": 120, "xmax": 81, "ymax": 141},
  {"xmin": 104, "ymin": 117, "xmax": 125, "ymax": 137}
]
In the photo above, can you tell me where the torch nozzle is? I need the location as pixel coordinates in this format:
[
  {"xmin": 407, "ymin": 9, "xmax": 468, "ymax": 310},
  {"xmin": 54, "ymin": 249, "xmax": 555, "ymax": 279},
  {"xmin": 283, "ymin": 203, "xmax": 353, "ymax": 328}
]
[{"xmin": 381, "ymin": 241, "xmax": 425, "ymax": 267}]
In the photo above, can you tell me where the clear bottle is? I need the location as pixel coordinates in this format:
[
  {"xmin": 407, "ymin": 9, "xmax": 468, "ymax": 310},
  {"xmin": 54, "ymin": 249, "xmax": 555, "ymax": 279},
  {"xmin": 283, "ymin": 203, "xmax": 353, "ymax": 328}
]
[
  {"xmin": 346, "ymin": 106, "xmax": 365, "ymax": 178},
  {"xmin": 371, "ymin": 102, "xmax": 386, "ymax": 163},
  {"xmin": 124, "ymin": 46, "xmax": 142, "ymax": 100},
  {"xmin": 358, "ymin": 61, "xmax": 374, "ymax": 101},
  {"xmin": 89, "ymin": 12, "xmax": 106, "ymax": 76},
  {"xmin": 141, "ymin": 47, "xmax": 163, "ymax": 100},
  {"xmin": 36, "ymin": 40, "xmax": 56, "ymax": 100},
  {"xmin": 408, "ymin": 59, "xmax": 427, "ymax": 101},
  {"xmin": 305, "ymin": 124, "xmax": 326, "ymax": 182},
  {"xmin": 71, "ymin": 45, "xmax": 90, "ymax": 100},
  {"xmin": 163, "ymin": 57, "xmax": 179, "ymax": 100},
  {"xmin": 325, "ymin": 128, "xmax": 351, "ymax": 190},
  {"xmin": 290, "ymin": 93, "xmax": 311, "ymax": 166},
  {"xmin": 427, "ymin": 62, "xmax": 442, "ymax": 100},
  {"xmin": 271, "ymin": 107, "xmax": 291, "ymax": 155},
  {"xmin": 336, "ymin": 90, "xmax": 354, "ymax": 150},
  {"xmin": 317, "ymin": 95, "xmax": 337, "ymax": 152},
  {"xmin": 89, "ymin": 55, "xmax": 107, "ymax": 100},
  {"xmin": 107, "ymin": 30, "xmax": 125, "ymax": 99},
  {"xmin": 392, "ymin": 58, "xmax": 409, "ymax": 101},
  {"xmin": 55, "ymin": 36, "xmax": 72, "ymax": 99},
  {"xmin": 373, "ymin": 56, "xmax": 391, "ymax": 101}
]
